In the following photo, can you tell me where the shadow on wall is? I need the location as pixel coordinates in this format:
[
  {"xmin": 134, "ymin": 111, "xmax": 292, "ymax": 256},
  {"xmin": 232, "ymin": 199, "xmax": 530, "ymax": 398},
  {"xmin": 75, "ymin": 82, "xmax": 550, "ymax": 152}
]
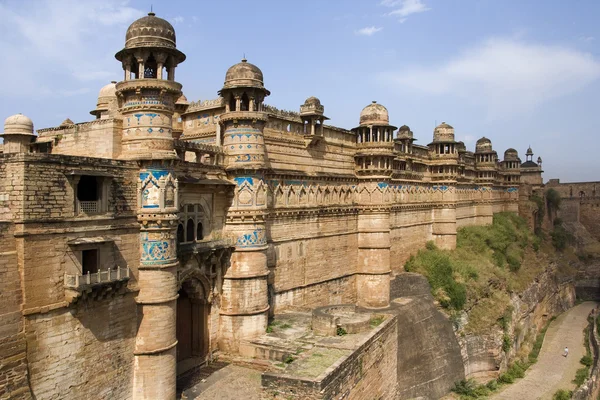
[{"xmin": 389, "ymin": 273, "xmax": 465, "ymax": 399}]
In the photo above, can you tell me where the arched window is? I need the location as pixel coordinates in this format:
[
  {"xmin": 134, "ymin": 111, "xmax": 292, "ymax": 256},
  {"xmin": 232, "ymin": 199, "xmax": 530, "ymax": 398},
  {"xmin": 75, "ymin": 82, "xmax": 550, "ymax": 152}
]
[
  {"xmin": 144, "ymin": 54, "xmax": 157, "ymax": 78},
  {"xmin": 186, "ymin": 219, "xmax": 195, "ymax": 242},
  {"xmin": 241, "ymin": 93, "xmax": 249, "ymax": 111},
  {"xmin": 177, "ymin": 223, "xmax": 184, "ymax": 244},
  {"xmin": 229, "ymin": 94, "xmax": 236, "ymax": 112},
  {"xmin": 196, "ymin": 222, "xmax": 203, "ymax": 240}
]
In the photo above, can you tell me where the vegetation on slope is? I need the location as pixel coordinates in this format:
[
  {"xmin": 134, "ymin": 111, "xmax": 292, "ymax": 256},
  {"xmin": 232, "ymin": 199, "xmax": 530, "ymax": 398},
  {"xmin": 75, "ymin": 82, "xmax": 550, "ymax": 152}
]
[{"xmin": 405, "ymin": 212, "xmax": 544, "ymax": 333}]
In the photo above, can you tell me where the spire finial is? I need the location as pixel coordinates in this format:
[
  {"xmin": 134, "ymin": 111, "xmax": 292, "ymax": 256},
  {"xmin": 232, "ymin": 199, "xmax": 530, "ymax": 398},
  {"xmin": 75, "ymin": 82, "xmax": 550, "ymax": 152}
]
[
  {"xmin": 148, "ymin": 4, "xmax": 155, "ymax": 16},
  {"xmin": 242, "ymin": 53, "xmax": 247, "ymax": 62}
]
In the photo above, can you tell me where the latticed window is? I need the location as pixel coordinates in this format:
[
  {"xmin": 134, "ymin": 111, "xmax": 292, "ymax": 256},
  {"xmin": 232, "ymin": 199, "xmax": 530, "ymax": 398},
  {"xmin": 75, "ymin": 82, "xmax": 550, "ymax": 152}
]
[{"xmin": 178, "ymin": 204, "xmax": 207, "ymax": 243}]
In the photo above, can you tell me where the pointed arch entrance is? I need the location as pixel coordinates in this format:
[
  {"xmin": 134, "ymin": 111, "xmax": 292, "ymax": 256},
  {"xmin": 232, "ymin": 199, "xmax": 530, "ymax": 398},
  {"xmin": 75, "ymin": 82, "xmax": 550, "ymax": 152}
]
[{"xmin": 176, "ymin": 277, "xmax": 210, "ymax": 372}]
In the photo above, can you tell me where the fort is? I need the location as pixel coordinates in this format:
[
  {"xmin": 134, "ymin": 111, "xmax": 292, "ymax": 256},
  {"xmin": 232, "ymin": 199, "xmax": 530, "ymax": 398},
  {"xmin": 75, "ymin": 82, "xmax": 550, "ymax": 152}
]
[{"xmin": 0, "ymin": 12, "xmax": 593, "ymax": 400}]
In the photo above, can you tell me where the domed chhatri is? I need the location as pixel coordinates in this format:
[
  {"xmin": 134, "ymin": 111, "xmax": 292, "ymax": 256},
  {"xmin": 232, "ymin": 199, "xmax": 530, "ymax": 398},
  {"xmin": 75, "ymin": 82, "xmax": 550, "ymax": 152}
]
[
  {"xmin": 221, "ymin": 58, "xmax": 269, "ymax": 94},
  {"xmin": 300, "ymin": 96, "xmax": 326, "ymax": 118},
  {"xmin": 3, "ymin": 113, "xmax": 34, "ymax": 136},
  {"xmin": 432, "ymin": 121, "xmax": 455, "ymax": 142},
  {"xmin": 115, "ymin": 12, "xmax": 185, "ymax": 64},
  {"xmin": 304, "ymin": 96, "xmax": 321, "ymax": 106},
  {"xmin": 359, "ymin": 101, "xmax": 389, "ymax": 126},
  {"xmin": 125, "ymin": 12, "xmax": 176, "ymax": 49},
  {"xmin": 1, "ymin": 113, "xmax": 35, "ymax": 154},
  {"xmin": 504, "ymin": 148, "xmax": 519, "ymax": 160},
  {"xmin": 475, "ymin": 137, "xmax": 493, "ymax": 152}
]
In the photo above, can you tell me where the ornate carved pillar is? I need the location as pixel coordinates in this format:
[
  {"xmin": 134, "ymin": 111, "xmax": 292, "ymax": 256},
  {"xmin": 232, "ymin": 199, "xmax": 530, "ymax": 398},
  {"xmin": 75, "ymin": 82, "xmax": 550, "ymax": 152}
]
[{"xmin": 133, "ymin": 166, "xmax": 179, "ymax": 400}]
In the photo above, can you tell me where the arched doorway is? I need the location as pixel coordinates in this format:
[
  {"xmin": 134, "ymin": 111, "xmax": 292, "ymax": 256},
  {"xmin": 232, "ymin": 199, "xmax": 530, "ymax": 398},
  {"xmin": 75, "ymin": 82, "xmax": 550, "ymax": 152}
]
[{"xmin": 176, "ymin": 278, "xmax": 210, "ymax": 373}]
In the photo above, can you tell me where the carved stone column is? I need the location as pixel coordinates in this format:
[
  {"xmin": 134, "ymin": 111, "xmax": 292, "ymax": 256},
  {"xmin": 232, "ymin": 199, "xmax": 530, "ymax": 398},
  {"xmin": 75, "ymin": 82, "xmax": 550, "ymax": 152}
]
[{"xmin": 133, "ymin": 166, "xmax": 179, "ymax": 400}]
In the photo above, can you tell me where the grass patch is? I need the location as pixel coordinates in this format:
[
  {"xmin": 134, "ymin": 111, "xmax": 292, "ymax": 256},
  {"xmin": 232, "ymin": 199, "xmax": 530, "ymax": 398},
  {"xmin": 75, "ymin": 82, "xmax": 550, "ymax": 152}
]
[
  {"xmin": 370, "ymin": 315, "xmax": 386, "ymax": 327},
  {"xmin": 405, "ymin": 212, "xmax": 544, "ymax": 333},
  {"xmin": 289, "ymin": 348, "xmax": 349, "ymax": 378}
]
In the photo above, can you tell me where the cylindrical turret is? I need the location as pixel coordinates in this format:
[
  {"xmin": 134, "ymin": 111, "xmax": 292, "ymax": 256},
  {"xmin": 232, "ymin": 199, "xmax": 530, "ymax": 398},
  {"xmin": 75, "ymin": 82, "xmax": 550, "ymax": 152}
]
[
  {"xmin": 219, "ymin": 59, "xmax": 270, "ymax": 352},
  {"xmin": 114, "ymin": 12, "xmax": 184, "ymax": 399},
  {"xmin": 114, "ymin": 12, "xmax": 186, "ymax": 161},
  {"xmin": 1, "ymin": 114, "xmax": 35, "ymax": 153}
]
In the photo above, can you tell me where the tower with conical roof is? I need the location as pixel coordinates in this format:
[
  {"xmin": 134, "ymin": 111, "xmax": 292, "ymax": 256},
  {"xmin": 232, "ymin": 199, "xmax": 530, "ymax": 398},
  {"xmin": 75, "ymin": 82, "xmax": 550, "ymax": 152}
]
[
  {"xmin": 114, "ymin": 12, "xmax": 185, "ymax": 399},
  {"xmin": 218, "ymin": 59, "xmax": 271, "ymax": 352}
]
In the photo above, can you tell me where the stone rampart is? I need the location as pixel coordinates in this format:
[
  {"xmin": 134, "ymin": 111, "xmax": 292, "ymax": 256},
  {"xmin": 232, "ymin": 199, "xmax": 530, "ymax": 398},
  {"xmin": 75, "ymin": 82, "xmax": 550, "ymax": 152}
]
[{"xmin": 261, "ymin": 314, "xmax": 398, "ymax": 399}]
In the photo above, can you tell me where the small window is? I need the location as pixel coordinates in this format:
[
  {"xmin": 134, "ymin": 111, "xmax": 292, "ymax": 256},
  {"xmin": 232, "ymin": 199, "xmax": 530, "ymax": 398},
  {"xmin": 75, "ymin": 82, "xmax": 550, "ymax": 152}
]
[
  {"xmin": 177, "ymin": 224, "xmax": 184, "ymax": 244},
  {"xmin": 77, "ymin": 176, "xmax": 98, "ymax": 201},
  {"xmin": 196, "ymin": 222, "xmax": 203, "ymax": 240},
  {"xmin": 186, "ymin": 219, "xmax": 195, "ymax": 242},
  {"xmin": 82, "ymin": 249, "xmax": 98, "ymax": 274}
]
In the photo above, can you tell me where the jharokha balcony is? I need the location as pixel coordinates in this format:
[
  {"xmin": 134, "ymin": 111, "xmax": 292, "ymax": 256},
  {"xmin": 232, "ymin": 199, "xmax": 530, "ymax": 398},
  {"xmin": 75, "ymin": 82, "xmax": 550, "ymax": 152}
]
[{"xmin": 64, "ymin": 266, "xmax": 130, "ymax": 304}]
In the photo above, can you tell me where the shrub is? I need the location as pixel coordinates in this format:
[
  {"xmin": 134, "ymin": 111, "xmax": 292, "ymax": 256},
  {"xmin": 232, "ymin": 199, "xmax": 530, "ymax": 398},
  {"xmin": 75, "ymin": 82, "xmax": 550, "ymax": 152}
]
[
  {"xmin": 553, "ymin": 389, "xmax": 572, "ymax": 400},
  {"xmin": 573, "ymin": 367, "xmax": 589, "ymax": 386},
  {"xmin": 546, "ymin": 189, "xmax": 562, "ymax": 213},
  {"xmin": 425, "ymin": 240, "xmax": 437, "ymax": 251},
  {"xmin": 502, "ymin": 334, "xmax": 512, "ymax": 353},
  {"xmin": 580, "ymin": 354, "xmax": 593, "ymax": 367},
  {"xmin": 486, "ymin": 379, "xmax": 498, "ymax": 391},
  {"xmin": 551, "ymin": 224, "xmax": 571, "ymax": 251},
  {"xmin": 336, "ymin": 327, "xmax": 347, "ymax": 336},
  {"xmin": 451, "ymin": 379, "xmax": 490, "ymax": 397}
]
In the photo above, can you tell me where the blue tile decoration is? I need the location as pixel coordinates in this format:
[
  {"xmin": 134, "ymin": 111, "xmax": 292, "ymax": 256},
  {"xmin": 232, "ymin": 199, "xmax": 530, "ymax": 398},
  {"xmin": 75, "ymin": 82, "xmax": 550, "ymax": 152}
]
[
  {"xmin": 140, "ymin": 232, "xmax": 175, "ymax": 265},
  {"xmin": 236, "ymin": 228, "xmax": 266, "ymax": 248}
]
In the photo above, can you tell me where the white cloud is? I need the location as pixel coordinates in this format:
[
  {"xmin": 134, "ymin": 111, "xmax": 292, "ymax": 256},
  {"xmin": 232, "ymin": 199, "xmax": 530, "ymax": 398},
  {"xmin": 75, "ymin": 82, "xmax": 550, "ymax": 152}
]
[
  {"xmin": 356, "ymin": 26, "xmax": 383, "ymax": 36},
  {"xmin": 171, "ymin": 16, "xmax": 184, "ymax": 25},
  {"xmin": 381, "ymin": 0, "xmax": 430, "ymax": 22},
  {"xmin": 379, "ymin": 38, "xmax": 600, "ymax": 119},
  {"xmin": 0, "ymin": 0, "xmax": 143, "ymax": 98},
  {"xmin": 579, "ymin": 36, "xmax": 595, "ymax": 43}
]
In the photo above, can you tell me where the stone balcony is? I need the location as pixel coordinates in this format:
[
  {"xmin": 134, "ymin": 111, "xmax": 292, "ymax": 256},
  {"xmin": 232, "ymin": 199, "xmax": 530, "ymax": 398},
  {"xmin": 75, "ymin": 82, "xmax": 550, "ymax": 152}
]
[
  {"xmin": 177, "ymin": 238, "xmax": 234, "ymax": 255},
  {"xmin": 64, "ymin": 266, "xmax": 130, "ymax": 304}
]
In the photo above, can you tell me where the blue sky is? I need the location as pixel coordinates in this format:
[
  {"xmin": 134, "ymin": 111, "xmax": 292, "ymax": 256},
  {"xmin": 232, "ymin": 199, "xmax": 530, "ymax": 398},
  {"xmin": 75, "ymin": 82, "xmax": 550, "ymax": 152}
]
[{"xmin": 0, "ymin": 0, "xmax": 598, "ymax": 181}]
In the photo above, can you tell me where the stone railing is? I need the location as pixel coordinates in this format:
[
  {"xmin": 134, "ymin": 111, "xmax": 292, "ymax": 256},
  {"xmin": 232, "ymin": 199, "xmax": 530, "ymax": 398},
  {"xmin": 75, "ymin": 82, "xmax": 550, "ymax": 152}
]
[
  {"xmin": 186, "ymin": 98, "xmax": 225, "ymax": 112},
  {"xmin": 263, "ymin": 104, "xmax": 301, "ymax": 120},
  {"xmin": 64, "ymin": 266, "xmax": 130, "ymax": 290},
  {"xmin": 173, "ymin": 139, "xmax": 223, "ymax": 155}
]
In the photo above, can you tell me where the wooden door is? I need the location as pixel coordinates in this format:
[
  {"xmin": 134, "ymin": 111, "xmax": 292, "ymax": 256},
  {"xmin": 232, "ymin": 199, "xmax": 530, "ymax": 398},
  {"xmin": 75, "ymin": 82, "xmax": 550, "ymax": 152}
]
[{"xmin": 177, "ymin": 292, "xmax": 192, "ymax": 362}]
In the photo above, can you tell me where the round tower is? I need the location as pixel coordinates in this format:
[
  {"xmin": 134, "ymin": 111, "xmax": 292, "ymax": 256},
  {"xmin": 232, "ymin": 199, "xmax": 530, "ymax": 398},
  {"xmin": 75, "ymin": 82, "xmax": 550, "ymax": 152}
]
[
  {"xmin": 1, "ymin": 114, "xmax": 35, "ymax": 153},
  {"xmin": 219, "ymin": 59, "xmax": 270, "ymax": 352},
  {"xmin": 114, "ymin": 12, "xmax": 184, "ymax": 399},
  {"xmin": 114, "ymin": 12, "xmax": 185, "ymax": 160},
  {"xmin": 352, "ymin": 101, "xmax": 395, "ymax": 308},
  {"xmin": 352, "ymin": 101, "xmax": 397, "ymax": 177}
]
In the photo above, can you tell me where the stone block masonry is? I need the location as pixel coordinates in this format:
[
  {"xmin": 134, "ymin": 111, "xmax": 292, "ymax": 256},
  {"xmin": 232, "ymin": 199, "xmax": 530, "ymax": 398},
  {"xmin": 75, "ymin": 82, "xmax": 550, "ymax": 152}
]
[{"xmin": 261, "ymin": 314, "xmax": 398, "ymax": 400}]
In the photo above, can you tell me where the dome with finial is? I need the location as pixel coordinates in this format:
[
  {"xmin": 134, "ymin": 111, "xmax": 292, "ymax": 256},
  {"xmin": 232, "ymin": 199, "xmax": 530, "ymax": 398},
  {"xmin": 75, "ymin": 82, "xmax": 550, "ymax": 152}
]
[
  {"xmin": 115, "ymin": 12, "xmax": 185, "ymax": 63},
  {"xmin": 432, "ymin": 121, "xmax": 455, "ymax": 142},
  {"xmin": 475, "ymin": 137, "xmax": 493, "ymax": 152},
  {"xmin": 359, "ymin": 101, "xmax": 389, "ymax": 125},
  {"xmin": 526, "ymin": 146, "xmax": 533, "ymax": 156},
  {"xmin": 126, "ymin": 12, "xmax": 176, "ymax": 49},
  {"xmin": 221, "ymin": 58, "xmax": 268, "ymax": 93},
  {"xmin": 504, "ymin": 148, "xmax": 519, "ymax": 161},
  {"xmin": 3, "ymin": 113, "xmax": 34, "ymax": 136}
]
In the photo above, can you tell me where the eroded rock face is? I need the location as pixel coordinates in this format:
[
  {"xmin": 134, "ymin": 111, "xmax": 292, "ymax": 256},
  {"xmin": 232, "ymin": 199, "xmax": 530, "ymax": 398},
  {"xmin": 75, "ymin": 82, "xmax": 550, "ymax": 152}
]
[{"xmin": 458, "ymin": 265, "xmax": 575, "ymax": 380}]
